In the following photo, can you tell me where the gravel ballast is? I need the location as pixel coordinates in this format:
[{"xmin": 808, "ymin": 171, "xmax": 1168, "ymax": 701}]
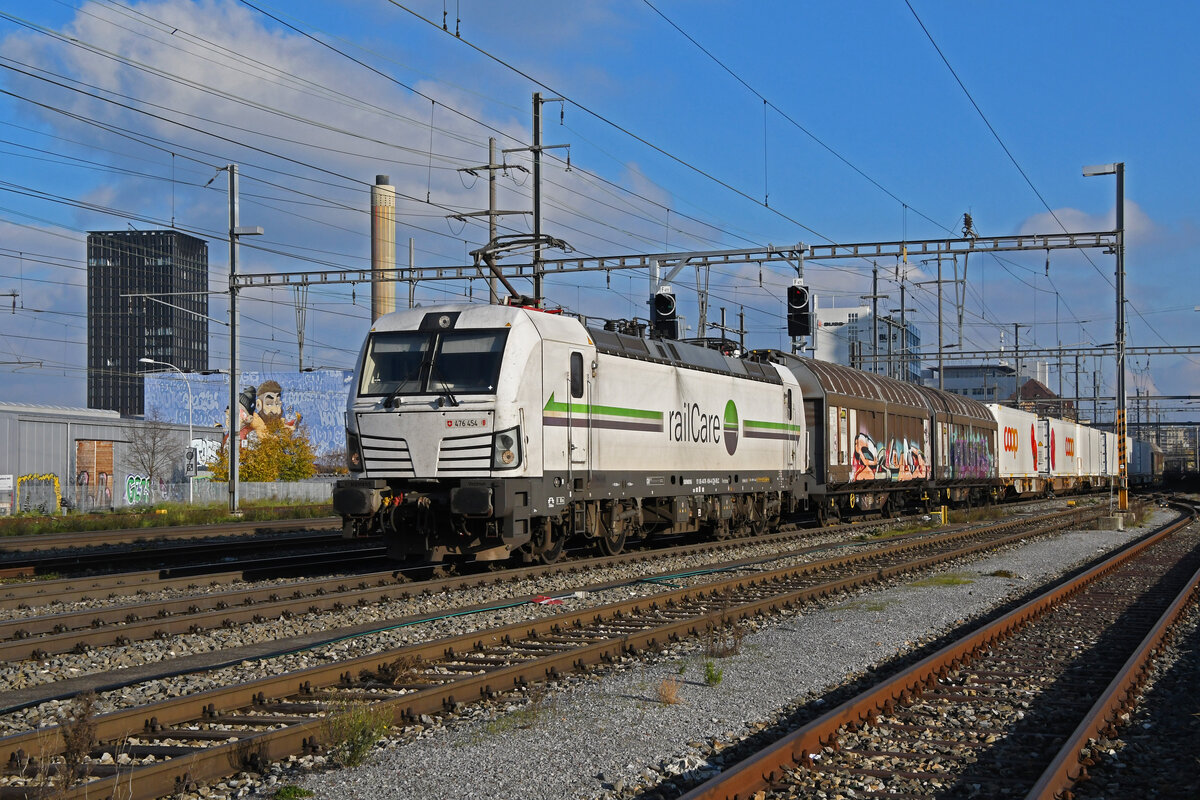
[{"xmin": 244, "ymin": 512, "xmax": 1168, "ymax": 800}]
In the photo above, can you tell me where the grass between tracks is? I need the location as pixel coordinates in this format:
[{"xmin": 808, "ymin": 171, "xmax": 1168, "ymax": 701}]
[{"xmin": 0, "ymin": 499, "xmax": 334, "ymax": 538}]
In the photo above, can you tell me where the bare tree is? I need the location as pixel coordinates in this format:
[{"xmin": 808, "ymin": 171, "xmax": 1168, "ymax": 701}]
[{"xmin": 124, "ymin": 410, "xmax": 182, "ymax": 502}]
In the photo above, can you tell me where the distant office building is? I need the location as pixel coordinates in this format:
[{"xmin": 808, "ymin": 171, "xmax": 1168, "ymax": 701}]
[
  {"xmin": 87, "ymin": 230, "xmax": 209, "ymax": 417},
  {"xmin": 924, "ymin": 362, "xmax": 1047, "ymax": 406},
  {"xmin": 811, "ymin": 301, "xmax": 922, "ymax": 382},
  {"xmin": 927, "ymin": 363, "xmax": 1019, "ymax": 404}
]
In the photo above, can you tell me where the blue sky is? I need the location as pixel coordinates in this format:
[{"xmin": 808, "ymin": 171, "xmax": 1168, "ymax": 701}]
[{"xmin": 0, "ymin": 0, "xmax": 1197, "ymax": 421}]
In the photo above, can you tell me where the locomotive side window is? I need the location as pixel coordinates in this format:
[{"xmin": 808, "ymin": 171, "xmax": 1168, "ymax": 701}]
[
  {"xmin": 359, "ymin": 329, "xmax": 509, "ymax": 397},
  {"xmin": 570, "ymin": 352, "xmax": 584, "ymax": 398}
]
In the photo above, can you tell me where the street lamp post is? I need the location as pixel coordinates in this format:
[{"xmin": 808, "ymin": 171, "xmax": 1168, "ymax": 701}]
[
  {"xmin": 1083, "ymin": 161, "xmax": 1127, "ymax": 511},
  {"xmin": 139, "ymin": 357, "xmax": 193, "ymax": 504}
]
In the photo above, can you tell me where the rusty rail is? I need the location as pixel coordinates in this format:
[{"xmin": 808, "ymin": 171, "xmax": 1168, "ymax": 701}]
[
  {"xmin": 0, "ymin": 517, "xmax": 340, "ymax": 555},
  {"xmin": 0, "ymin": 511, "xmax": 958, "ymax": 661},
  {"xmin": 677, "ymin": 507, "xmax": 1197, "ymax": 800},
  {"xmin": 0, "ymin": 507, "xmax": 1104, "ymax": 799}
]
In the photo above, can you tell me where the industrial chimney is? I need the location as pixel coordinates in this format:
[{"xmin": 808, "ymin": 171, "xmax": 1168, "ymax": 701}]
[{"xmin": 370, "ymin": 174, "xmax": 396, "ymax": 321}]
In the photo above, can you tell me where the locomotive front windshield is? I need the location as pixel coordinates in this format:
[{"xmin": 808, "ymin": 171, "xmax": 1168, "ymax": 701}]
[{"xmin": 359, "ymin": 329, "xmax": 509, "ymax": 398}]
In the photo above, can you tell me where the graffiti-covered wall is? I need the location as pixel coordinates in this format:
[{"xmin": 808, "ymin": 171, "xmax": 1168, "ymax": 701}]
[
  {"xmin": 0, "ymin": 402, "xmax": 222, "ymax": 514},
  {"xmin": 145, "ymin": 369, "xmax": 351, "ymax": 455},
  {"xmin": 75, "ymin": 440, "xmax": 115, "ymax": 510},
  {"xmin": 17, "ymin": 474, "xmax": 60, "ymax": 514}
]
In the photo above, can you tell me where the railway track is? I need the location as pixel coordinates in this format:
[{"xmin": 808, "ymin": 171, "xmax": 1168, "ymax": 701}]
[
  {"xmin": 0, "ymin": 516, "xmax": 340, "ymax": 556},
  {"xmin": 0, "ymin": 504, "xmax": 1123, "ymax": 799},
  {"xmin": 0, "ymin": 512, "xmax": 937, "ymax": 666},
  {"xmin": 0, "ymin": 532, "xmax": 375, "ymax": 581},
  {"xmin": 676, "ymin": 505, "xmax": 1200, "ymax": 800},
  {"xmin": 1072, "ymin": 592, "xmax": 1200, "ymax": 798},
  {"xmin": 0, "ymin": 507, "xmax": 1066, "ymax": 669}
]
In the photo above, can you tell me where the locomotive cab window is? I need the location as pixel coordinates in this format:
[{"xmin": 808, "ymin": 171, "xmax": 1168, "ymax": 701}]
[
  {"xmin": 359, "ymin": 329, "xmax": 509, "ymax": 398},
  {"xmin": 570, "ymin": 352, "xmax": 584, "ymax": 398}
]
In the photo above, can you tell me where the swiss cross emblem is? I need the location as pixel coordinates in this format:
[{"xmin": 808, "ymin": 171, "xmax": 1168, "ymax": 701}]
[{"xmin": 446, "ymin": 420, "xmax": 453, "ymax": 427}]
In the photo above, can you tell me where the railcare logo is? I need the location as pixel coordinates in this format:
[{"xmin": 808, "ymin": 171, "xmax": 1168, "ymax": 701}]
[
  {"xmin": 723, "ymin": 400, "xmax": 739, "ymax": 456},
  {"xmin": 666, "ymin": 399, "xmax": 738, "ymax": 455}
]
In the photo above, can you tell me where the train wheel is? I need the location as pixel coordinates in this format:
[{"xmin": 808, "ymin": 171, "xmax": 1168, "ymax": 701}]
[
  {"xmin": 531, "ymin": 520, "xmax": 566, "ymax": 565},
  {"xmin": 540, "ymin": 533, "xmax": 565, "ymax": 564},
  {"xmin": 596, "ymin": 523, "xmax": 627, "ymax": 556}
]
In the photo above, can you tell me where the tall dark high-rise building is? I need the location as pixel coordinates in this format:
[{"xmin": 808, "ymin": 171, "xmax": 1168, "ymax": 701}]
[{"xmin": 87, "ymin": 230, "xmax": 209, "ymax": 417}]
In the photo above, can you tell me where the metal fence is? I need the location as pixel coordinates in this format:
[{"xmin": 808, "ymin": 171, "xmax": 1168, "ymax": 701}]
[
  {"xmin": 190, "ymin": 480, "xmax": 335, "ymax": 505},
  {"xmin": 61, "ymin": 478, "xmax": 335, "ymax": 510}
]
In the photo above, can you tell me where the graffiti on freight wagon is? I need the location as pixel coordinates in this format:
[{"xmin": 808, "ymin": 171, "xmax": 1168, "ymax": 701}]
[
  {"xmin": 949, "ymin": 429, "xmax": 995, "ymax": 479},
  {"xmin": 850, "ymin": 433, "xmax": 930, "ymax": 482}
]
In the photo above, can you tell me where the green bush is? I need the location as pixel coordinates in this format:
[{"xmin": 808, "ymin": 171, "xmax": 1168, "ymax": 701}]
[
  {"xmin": 0, "ymin": 499, "xmax": 333, "ymax": 538},
  {"xmin": 323, "ymin": 701, "xmax": 393, "ymax": 767},
  {"xmin": 703, "ymin": 660, "xmax": 724, "ymax": 687},
  {"xmin": 273, "ymin": 787, "xmax": 315, "ymax": 800}
]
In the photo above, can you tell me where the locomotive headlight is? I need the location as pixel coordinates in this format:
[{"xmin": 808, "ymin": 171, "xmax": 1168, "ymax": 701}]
[
  {"xmin": 346, "ymin": 429, "xmax": 364, "ymax": 473},
  {"xmin": 492, "ymin": 426, "xmax": 521, "ymax": 470}
]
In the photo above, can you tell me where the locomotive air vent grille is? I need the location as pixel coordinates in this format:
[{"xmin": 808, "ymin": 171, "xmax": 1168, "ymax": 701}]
[
  {"xmin": 358, "ymin": 432, "xmax": 415, "ymax": 478},
  {"xmin": 438, "ymin": 431, "xmax": 492, "ymax": 475}
]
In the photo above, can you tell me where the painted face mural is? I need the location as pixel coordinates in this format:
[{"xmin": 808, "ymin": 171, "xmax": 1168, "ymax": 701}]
[{"xmin": 257, "ymin": 380, "xmax": 283, "ymax": 418}]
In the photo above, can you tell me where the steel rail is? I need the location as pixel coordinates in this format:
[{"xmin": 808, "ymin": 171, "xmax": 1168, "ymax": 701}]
[
  {"xmin": 676, "ymin": 508, "xmax": 1195, "ymax": 800},
  {"xmin": 0, "ymin": 513, "xmax": 934, "ymax": 660},
  {"xmin": 0, "ymin": 507, "xmax": 1073, "ymax": 662},
  {"xmin": 1, "ymin": 534, "xmax": 359, "ymax": 580},
  {"xmin": 0, "ymin": 570, "xmax": 247, "ymax": 609},
  {"xmin": 0, "ymin": 507, "xmax": 1102, "ymax": 799},
  {"xmin": 0, "ymin": 517, "xmax": 339, "ymax": 555},
  {"xmin": 1027, "ymin": 535, "xmax": 1200, "ymax": 798},
  {"xmin": 0, "ymin": 509, "xmax": 897, "ymax": 607}
]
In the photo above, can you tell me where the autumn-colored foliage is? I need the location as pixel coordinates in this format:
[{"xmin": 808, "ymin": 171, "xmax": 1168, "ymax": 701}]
[{"xmin": 208, "ymin": 416, "xmax": 317, "ymax": 482}]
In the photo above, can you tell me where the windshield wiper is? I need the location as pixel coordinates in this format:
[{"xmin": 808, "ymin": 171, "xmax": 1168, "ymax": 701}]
[
  {"xmin": 383, "ymin": 383, "xmax": 406, "ymax": 409},
  {"xmin": 426, "ymin": 358, "xmax": 460, "ymax": 407}
]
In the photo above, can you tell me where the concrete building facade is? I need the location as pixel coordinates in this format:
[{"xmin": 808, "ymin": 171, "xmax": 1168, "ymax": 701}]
[
  {"xmin": 811, "ymin": 302, "xmax": 922, "ymax": 382},
  {"xmin": 87, "ymin": 229, "xmax": 209, "ymax": 417}
]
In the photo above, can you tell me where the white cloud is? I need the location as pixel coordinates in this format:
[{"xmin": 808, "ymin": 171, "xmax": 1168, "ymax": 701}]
[{"xmin": 1018, "ymin": 199, "xmax": 1156, "ymax": 243}]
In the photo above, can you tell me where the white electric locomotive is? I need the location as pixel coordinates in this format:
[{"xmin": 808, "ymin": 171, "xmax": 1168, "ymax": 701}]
[{"xmin": 334, "ymin": 303, "xmax": 809, "ymax": 563}]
